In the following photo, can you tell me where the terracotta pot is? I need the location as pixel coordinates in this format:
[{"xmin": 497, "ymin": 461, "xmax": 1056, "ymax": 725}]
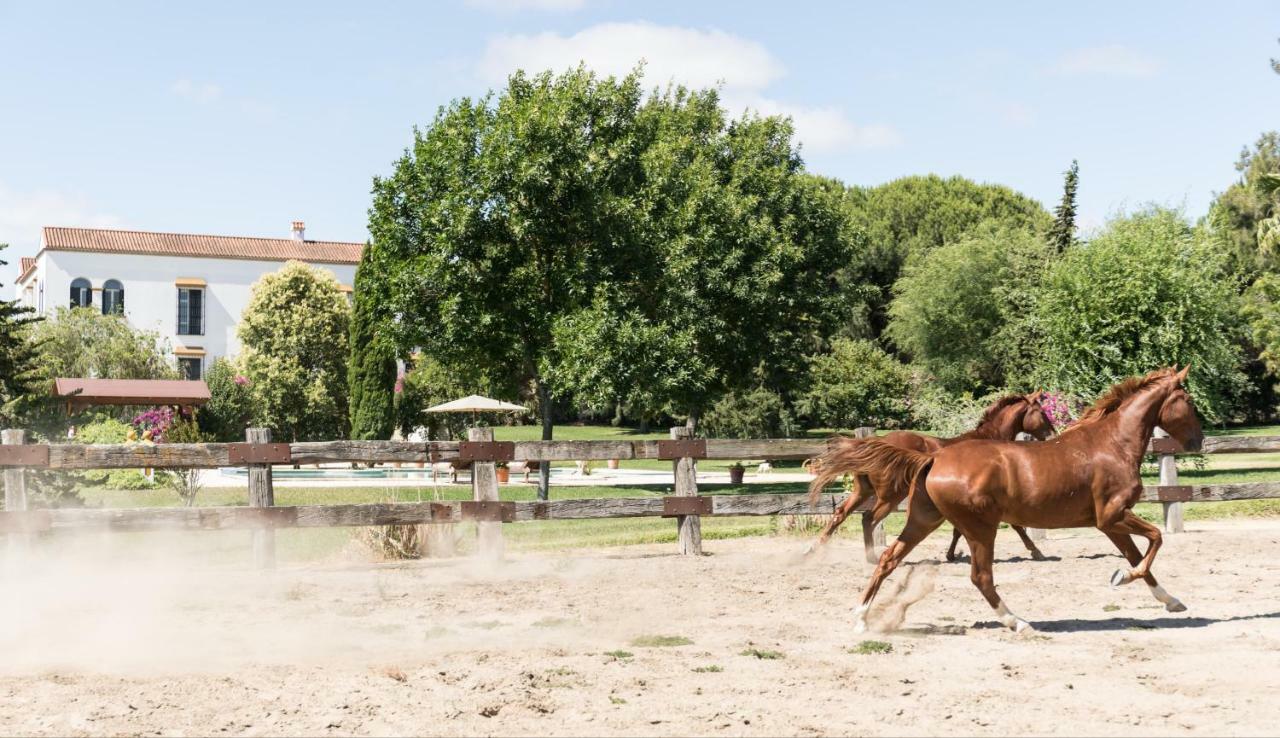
[
  {"xmin": 728, "ymin": 465, "xmax": 745, "ymax": 484},
  {"xmin": 607, "ymin": 459, "xmax": 620, "ymax": 469},
  {"xmin": 496, "ymin": 467, "xmax": 510, "ymax": 484}
]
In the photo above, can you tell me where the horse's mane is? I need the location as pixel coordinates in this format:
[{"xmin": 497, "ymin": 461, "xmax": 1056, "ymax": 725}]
[
  {"xmin": 956, "ymin": 394, "xmax": 1027, "ymax": 440},
  {"xmin": 1060, "ymin": 368, "xmax": 1176, "ymax": 435}
]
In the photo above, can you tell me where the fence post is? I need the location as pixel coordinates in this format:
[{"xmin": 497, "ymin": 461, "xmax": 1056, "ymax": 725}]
[
  {"xmin": 671, "ymin": 426, "xmax": 702, "ymax": 556},
  {"xmin": 246, "ymin": 427, "xmax": 276, "ymax": 569},
  {"xmin": 1154, "ymin": 427, "xmax": 1184, "ymax": 534},
  {"xmin": 1015, "ymin": 432, "xmax": 1048, "ymax": 543},
  {"xmin": 470, "ymin": 426, "xmax": 503, "ymax": 560},
  {"xmin": 3, "ymin": 429, "xmax": 29, "ymax": 554},
  {"xmin": 852, "ymin": 426, "xmax": 884, "ymax": 563}
]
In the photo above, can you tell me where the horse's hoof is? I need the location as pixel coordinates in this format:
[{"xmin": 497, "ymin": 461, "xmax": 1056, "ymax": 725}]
[
  {"xmin": 1030, "ymin": 549, "xmax": 1048, "ymax": 562},
  {"xmin": 1166, "ymin": 599, "xmax": 1187, "ymax": 613},
  {"xmin": 1014, "ymin": 620, "xmax": 1036, "ymax": 635},
  {"xmin": 1110, "ymin": 569, "xmax": 1134, "ymax": 588}
]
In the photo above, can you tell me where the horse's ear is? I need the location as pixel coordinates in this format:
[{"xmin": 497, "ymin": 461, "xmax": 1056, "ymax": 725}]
[
  {"xmin": 1176, "ymin": 364, "xmax": 1191, "ymax": 383},
  {"xmin": 1027, "ymin": 390, "xmax": 1044, "ymax": 402}
]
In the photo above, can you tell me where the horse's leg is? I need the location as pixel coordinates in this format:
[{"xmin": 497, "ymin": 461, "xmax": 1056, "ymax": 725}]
[
  {"xmin": 964, "ymin": 524, "xmax": 1034, "ymax": 633},
  {"xmin": 1099, "ymin": 508, "xmax": 1163, "ymax": 585},
  {"xmin": 945, "ymin": 528, "xmax": 965, "ymax": 562},
  {"xmin": 807, "ymin": 474, "xmax": 874, "ymax": 555},
  {"xmin": 852, "ymin": 492, "xmax": 943, "ymax": 633},
  {"xmin": 1011, "ymin": 525, "xmax": 1048, "ymax": 561},
  {"xmin": 1103, "ymin": 531, "xmax": 1186, "ymax": 612}
]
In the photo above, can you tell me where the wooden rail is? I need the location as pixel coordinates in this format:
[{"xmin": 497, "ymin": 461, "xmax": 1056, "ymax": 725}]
[{"xmin": 2, "ymin": 426, "xmax": 1278, "ymax": 567}]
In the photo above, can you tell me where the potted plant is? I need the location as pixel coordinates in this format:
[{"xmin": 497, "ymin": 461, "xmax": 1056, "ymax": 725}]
[
  {"xmin": 728, "ymin": 462, "xmax": 746, "ymax": 484},
  {"xmin": 607, "ymin": 458, "xmax": 620, "ymax": 470},
  {"xmin": 495, "ymin": 461, "xmax": 510, "ymax": 484}
]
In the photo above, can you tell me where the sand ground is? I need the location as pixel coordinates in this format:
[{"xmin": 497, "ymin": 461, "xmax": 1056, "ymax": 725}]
[{"xmin": 0, "ymin": 521, "xmax": 1277, "ymax": 736}]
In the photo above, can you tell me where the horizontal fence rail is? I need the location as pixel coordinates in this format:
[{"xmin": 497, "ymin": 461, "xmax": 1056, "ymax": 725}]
[
  {"xmin": 2, "ymin": 427, "xmax": 1278, "ymax": 565},
  {"xmin": 0, "ymin": 435, "xmax": 1270, "ymax": 470}
]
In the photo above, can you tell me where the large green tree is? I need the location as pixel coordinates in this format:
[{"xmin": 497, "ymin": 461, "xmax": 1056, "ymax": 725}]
[
  {"xmin": 841, "ymin": 174, "xmax": 1051, "ymax": 336},
  {"xmin": 0, "ymin": 243, "xmax": 41, "ymax": 426},
  {"xmin": 551, "ymin": 107, "xmax": 857, "ymax": 427},
  {"xmin": 1033, "ymin": 207, "xmax": 1246, "ymax": 420},
  {"xmin": 347, "ymin": 246, "xmax": 397, "ymax": 440},
  {"xmin": 1211, "ymin": 132, "xmax": 1280, "ymax": 279},
  {"xmin": 33, "ymin": 306, "xmax": 177, "ymax": 382},
  {"xmin": 238, "ymin": 261, "xmax": 351, "ymax": 441},
  {"xmin": 887, "ymin": 225, "xmax": 1053, "ymax": 394},
  {"xmin": 367, "ymin": 67, "xmax": 649, "ymax": 497}
]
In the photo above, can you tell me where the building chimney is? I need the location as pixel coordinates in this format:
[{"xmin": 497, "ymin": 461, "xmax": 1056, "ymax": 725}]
[{"xmin": 291, "ymin": 221, "xmax": 306, "ymax": 241}]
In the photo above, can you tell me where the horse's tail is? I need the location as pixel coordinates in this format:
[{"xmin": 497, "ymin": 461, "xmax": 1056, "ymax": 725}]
[{"xmin": 807, "ymin": 437, "xmax": 934, "ymax": 507}]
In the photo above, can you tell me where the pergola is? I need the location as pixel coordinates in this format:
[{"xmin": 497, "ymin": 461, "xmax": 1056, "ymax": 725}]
[{"xmin": 53, "ymin": 378, "xmax": 211, "ymax": 414}]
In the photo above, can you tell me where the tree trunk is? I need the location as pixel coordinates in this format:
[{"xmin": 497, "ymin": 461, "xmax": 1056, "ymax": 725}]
[
  {"xmin": 537, "ymin": 379, "xmax": 553, "ymax": 501},
  {"xmin": 685, "ymin": 409, "xmax": 700, "ymax": 434}
]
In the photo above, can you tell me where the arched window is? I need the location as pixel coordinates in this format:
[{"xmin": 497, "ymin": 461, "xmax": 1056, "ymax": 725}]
[
  {"xmin": 102, "ymin": 279, "xmax": 124, "ymax": 315},
  {"xmin": 70, "ymin": 278, "xmax": 91, "ymax": 308}
]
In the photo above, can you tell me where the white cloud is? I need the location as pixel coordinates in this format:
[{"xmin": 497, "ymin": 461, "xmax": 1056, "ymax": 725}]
[
  {"xmin": 0, "ymin": 182, "xmax": 124, "ymax": 298},
  {"xmin": 1052, "ymin": 45, "xmax": 1160, "ymax": 78},
  {"xmin": 466, "ymin": 0, "xmax": 587, "ymax": 11},
  {"xmin": 170, "ymin": 78, "xmax": 223, "ymax": 104},
  {"xmin": 478, "ymin": 22, "xmax": 900, "ymax": 153}
]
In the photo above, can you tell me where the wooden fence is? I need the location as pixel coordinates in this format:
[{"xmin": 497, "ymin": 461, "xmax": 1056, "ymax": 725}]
[{"xmin": 1, "ymin": 426, "xmax": 1278, "ymax": 566}]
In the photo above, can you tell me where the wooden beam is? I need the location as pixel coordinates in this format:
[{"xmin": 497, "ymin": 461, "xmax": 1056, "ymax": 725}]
[
  {"xmin": 470, "ymin": 427, "xmax": 503, "ymax": 560},
  {"xmin": 671, "ymin": 426, "xmax": 701, "ymax": 556},
  {"xmin": 246, "ymin": 428, "xmax": 275, "ymax": 569}
]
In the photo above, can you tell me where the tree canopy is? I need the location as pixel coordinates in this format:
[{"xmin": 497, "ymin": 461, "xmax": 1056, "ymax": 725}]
[
  {"xmin": 1033, "ymin": 207, "xmax": 1245, "ymax": 419},
  {"xmin": 840, "ymin": 174, "xmax": 1051, "ymax": 336},
  {"xmin": 887, "ymin": 225, "xmax": 1053, "ymax": 394},
  {"xmin": 238, "ymin": 261, "xmax": 351, "ymax": 441}
]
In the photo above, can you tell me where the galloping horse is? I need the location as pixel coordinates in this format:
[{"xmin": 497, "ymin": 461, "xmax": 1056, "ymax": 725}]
[
  {"xmin": 811, "ymin": 367, "xmax": 1203, "ymax": 633},
  {"xmin": 806, "ymin": 392, "xmax": 1055, "ymax": 560}
]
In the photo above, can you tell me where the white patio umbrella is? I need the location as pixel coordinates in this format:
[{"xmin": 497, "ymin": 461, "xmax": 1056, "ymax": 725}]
[{"xmin": 424, "ymin": 395, "xmax": 527, "ymax": 414}]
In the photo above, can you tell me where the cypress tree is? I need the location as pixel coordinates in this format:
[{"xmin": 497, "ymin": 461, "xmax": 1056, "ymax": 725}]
[
  {"xmin": 0, "ymin": 243, "xmax": 42, "ymax": 427},
  {"xmin": 1049, "ymin": 160, "xmax": 1080, "ymax": 253},
  {"xmin": 347, "ymin": 245, "xmax": 397, "ymax": 440}
]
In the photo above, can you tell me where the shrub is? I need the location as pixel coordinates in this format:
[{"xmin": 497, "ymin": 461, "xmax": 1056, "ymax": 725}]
[
  {"xmin": 198, "ymin": 358, "xmax": 254, "ymax": 441},
  {"xmin": 797, "ymin": 339, "xmax": 912, "ymax": 429},
  {"xmin": 701, "ymin": 387, "xmax": 796, "ymax": 439}
]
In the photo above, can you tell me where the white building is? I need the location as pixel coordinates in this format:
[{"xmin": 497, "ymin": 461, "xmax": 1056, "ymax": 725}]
[{"xmin": 14, "ymin": 222, "xmax": 362, "ymax": 379}]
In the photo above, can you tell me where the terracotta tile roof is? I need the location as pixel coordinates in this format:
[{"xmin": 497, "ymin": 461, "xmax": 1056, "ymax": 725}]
[
  {"xmin": 17, "ymin": 257, "xmax": 35, "ymax": 282},
  {"xmin": 42, "ymin": 226, "xmax": 364, "ymax": 265},
  {"xmin": 54, "ymin": 378, "xmax": 211, "ymax": 407}
]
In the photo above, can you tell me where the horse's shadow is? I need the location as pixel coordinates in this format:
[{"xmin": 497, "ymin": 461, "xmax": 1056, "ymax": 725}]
[{"xmin": 969, "ymin": 610, "xmax": 1280, "ymax": 633}]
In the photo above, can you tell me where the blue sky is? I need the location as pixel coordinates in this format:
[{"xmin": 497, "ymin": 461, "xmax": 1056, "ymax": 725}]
[{"xmin": 2, "ymin": 1, "xmax": 1278, "ymax": 296}]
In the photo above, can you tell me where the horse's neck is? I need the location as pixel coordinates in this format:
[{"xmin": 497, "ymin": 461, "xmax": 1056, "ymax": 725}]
[
  {"xmin": 1106, "ymin": 385, "xmax": 1170, "ymax": 466},
  {"xmin": 957, "ymin": 405, "xmax": 1021, "ymax": 442}
]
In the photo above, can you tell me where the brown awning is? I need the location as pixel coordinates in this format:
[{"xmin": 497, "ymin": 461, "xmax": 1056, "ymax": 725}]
[{"xmin": 54, "ymin": 378, "xmax": 211, "ymax": 409}]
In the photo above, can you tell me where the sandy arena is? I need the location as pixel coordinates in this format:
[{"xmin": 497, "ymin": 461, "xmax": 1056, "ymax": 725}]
[{"xmin": 0, "ymin": 521, "xmax": 1278, "ymax": 736}]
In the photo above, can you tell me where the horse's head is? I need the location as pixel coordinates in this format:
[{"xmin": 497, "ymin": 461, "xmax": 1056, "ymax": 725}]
[
  {"xmin": 1157, "ymin": 365, "xmax": 1204, "ymax": 452},
  {"xmin": 1019, "ymin": 390, "xmax": 1055, "ymax": 440}
]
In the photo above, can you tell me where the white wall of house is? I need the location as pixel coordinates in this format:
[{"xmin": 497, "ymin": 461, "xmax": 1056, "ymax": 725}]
[{"xmin": 19, "ymin": 250, "xmax": 356, "ymax": 376}]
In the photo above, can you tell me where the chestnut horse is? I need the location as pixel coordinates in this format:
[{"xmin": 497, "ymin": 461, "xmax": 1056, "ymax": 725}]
[
  {"xmin": 806, "ymin": 392, "xmax": 1054, "ymax": 560},
  {"xmin": 811, "ymin": 367, "xmax": 1203, "ymax": 633}
]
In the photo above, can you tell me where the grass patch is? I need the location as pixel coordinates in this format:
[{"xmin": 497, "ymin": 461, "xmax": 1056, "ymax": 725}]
[
  {"xmin": 692, "ymin": 665, "xmax": 723, "ymax": 673},
  {"xmin": 1103, "ymin": 604, "xmax": 1121, "ymax": 612},
  {"xmin": 609, "ymin": 696, "xmax": 627, "ymax": 705},
  {"xmin": 630, "ymin": 634, "xmax": 693, "ymax": 648},
  {"xmin": 473, "ymin": 620, "xmax": 505, "ymax": 630},
  {"xmin": 740, "ymin": 648, "xmax": 784, "ymax": 660},
  {"xmin": 604, "ymin": 650, "xmax": 633, "ymax": 659},
  {"xmin": 850, "ymin": 640, "xmax": 893, "ymax": 655},
  {"xmin": 533, "ymin": 616, "xmax": 575, "ymax": 628}
]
